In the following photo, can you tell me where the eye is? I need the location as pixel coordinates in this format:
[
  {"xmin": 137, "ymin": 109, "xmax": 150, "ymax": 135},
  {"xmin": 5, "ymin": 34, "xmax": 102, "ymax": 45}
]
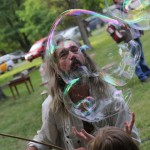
[
  {"xmin": 71, "ymin": 46, "xmax": 79, "ymax": 53},
  {"xmin": 59, "ymin": 50, "xmax": 68, "ymax": 59}
]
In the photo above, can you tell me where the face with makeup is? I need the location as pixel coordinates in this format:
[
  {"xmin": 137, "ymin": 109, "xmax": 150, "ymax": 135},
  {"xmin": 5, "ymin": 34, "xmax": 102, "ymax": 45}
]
[{"xmin": 56, "ymin": 40, "xmax": 85, "ymax": 73}]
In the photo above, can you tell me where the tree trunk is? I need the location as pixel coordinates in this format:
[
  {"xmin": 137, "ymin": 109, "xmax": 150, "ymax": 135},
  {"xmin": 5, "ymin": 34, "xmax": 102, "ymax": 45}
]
[
  {"xmin": 5, "ymin": 17, "xmax": 31, "ymax": 51},
  {"xmin": 67, "ymin": 0, "xmax": 92, "ymax": 48},
  {"xmin": 22, "ymin": 33, "xmax": 31, "ymax": 51},
  {"xmin": 0, "ymin": 50, "xmax": 6, "ymax": 56},
  {"xmin": 76, "ymin": 16, "xmax": 92, "ymax": 48}
]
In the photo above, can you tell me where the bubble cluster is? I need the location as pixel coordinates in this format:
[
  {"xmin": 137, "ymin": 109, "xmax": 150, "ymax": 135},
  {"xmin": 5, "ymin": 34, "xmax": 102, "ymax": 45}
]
[
  {"xmin": 63, "ymin": 77, "xmax": 132, "ymax": 122},
  {"xmin": 46, "ymin": 9, "xmax": 122, "ymax": 56},
  {"xmin": 47, "ymin": 9, "xmax": 140, "ymax": 84},
  {"xmin": 47, "ymin": 9, "xmax": 140, "ymax": 121},
  {"xmin": 104, "ymin": 0, "xmax": 150, "ymax": 30}
]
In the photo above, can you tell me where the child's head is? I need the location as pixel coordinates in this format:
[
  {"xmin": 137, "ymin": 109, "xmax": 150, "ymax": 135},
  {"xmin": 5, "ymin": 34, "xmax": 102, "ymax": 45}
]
[{"xmin": 88, "ymin": 127, "xmax": 139, "ymax": 150}]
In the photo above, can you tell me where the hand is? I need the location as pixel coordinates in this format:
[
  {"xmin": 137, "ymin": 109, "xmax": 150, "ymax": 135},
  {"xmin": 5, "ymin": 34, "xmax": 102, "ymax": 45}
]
[
  {"xmin": 72, "ymin": 127, "xmax": 94, "ymax": 143},
  {"xmin": 124, "ymin": 112, "xmax": 135, "ymax": 135}
]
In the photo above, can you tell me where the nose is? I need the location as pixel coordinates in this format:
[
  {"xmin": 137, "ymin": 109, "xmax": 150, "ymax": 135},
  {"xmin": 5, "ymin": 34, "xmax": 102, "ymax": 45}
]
[{"xmin": 68, "ymin": 51, "xmax": 76, "ymax": 60}]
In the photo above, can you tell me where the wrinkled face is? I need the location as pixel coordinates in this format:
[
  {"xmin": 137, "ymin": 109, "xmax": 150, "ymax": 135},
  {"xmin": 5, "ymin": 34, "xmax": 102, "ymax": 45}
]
[{"xmin": 56, "ymin": 40, "xmax": 85, "ymax": 73}]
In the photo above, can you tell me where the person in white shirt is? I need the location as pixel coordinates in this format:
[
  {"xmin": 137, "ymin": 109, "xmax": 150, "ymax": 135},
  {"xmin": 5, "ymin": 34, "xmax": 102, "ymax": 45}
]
[{"xmin": 26, "ymin": 37, "xmax": 141, "ymax": 150}]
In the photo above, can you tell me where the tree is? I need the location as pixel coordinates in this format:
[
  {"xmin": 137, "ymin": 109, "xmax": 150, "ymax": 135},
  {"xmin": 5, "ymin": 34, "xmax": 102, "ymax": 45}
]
[
  {"xmin": 17, "ymin": 0, "xmax": 60, "ymax": 43},
  {"xmin": 0, "ymin": 0, "xmax": 104, "ymax": 52},
  {"xmin": 64, "ymin": 0, "xmax": 92, "ymax": 48},
  {"xmin": 0, "ymin": 0, "xmax": 31, "ymax": 52},
  {"xmin": 81, "ymin": 0, "xmax": 104, "ymax": 12}
]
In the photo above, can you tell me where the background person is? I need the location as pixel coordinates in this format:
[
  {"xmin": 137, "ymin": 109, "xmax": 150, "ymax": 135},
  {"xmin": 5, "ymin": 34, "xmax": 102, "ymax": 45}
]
[{"xmin": 112, "ymin": 0, "xmax": 150, "ymax": 83}]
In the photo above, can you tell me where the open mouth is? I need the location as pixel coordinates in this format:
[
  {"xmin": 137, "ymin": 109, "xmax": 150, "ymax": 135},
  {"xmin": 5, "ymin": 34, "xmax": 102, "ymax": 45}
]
[{"xmin": 71, "ymin": 58, "xmax": 82, "ymax": 71}]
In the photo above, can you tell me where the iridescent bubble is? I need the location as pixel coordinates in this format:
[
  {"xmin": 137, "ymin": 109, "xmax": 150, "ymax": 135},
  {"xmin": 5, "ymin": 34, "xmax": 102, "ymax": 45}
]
[
  {"xmin": 46, "ymin": 9, "xmax": 138, "ymax": 122},
  {"xmin": 104, "ymin": 0, "xmax": 150, "ymax": 30},
  {"xmin": 74, "ymin": 96, "xmax": 96, "ymax": 117},
  {"xmin": 46, "ymin": 9, "xmax": 141, "ymax": 86},
  {"xmin": 101, "ymin": 40, "xmax": 141, "ymax": 83},
  {"xmin": 63, "ymin": 77, "xmax": 132, "ymax": 122},
  {"xmin": 46, "ymin": 9, "xmax": 122, "ymax": 56}
]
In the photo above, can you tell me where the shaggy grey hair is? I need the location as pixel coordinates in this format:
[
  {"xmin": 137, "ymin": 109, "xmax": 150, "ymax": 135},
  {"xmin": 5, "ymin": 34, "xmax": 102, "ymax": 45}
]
[{"xmin": 45, "ymin": 36, "xmax": 109, "ymax": 113}]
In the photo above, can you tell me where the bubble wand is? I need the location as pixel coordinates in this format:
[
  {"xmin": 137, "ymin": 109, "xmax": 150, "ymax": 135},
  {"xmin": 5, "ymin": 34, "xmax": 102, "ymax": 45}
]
[{"xmin": 0, "ymin": 133, "xmax": 64, "ymax": 150}]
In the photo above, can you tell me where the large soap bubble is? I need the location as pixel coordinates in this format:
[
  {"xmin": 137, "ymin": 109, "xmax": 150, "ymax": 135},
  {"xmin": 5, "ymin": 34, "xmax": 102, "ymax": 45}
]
[
  {"xmin": 104, "ymin": 0, "xmax": 150, "ymax": 30},
  {"xmin": 63, "ymin": 77, "xmax": 132, "ymax": 122},
  {"xmin": 46, "ymin": 9, "xmax": 140, "ymax": 121},
  {"xmin": 47, "ymin": 9, "xmax": 141, "ymax": 86}
]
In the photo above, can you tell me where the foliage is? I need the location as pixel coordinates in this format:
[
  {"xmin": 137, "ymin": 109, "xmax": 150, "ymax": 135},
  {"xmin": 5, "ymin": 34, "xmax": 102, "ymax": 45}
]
[
  {"xmin": 17, "ymin": 0, "xmax": 59, "ymax": 43},
  {"xmin": 0, "ymin": 0, "xmax": 70, "ymax": 52},
  {"xmin": 0, "ymin": 0, "xmax": 31, "ymax": 52},
  {"xmin": 80, "ymin": 0, "xmax": 100, "ymax": 12},
  {"xmin": 0, "ymin": 0, "xmax": 86, "ymax": 53},
  {"xmin": 0, "ymin": 0, "xmax": 115, "ymax": 53}
]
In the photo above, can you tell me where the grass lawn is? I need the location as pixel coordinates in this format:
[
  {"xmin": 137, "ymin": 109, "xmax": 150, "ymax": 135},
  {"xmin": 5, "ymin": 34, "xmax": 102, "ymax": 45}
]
[{"xmin": 0, "ymin": 29, "xmax": 150, "ymax": 149}]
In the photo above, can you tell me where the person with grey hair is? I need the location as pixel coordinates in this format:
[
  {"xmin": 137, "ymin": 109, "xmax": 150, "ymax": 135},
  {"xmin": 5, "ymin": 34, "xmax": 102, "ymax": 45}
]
[{"xmin": 26, "ymin": 37, "xmax": 141, "ymax": 150}]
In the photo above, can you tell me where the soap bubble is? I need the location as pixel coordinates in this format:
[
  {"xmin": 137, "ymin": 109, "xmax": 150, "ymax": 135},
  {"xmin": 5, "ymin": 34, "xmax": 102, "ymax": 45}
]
[
  {"xmin": 63, "ymin": 77, "xmax": 132, "ymax": 122},
  {"xmin": 104, "ymin": 0, "xmax": 150, "ymax": 30},
  {"xmin": 46, "ymin": 9, "xmax": 141, "ymax": 86},
  {"xmin": 46, "ymin": 9, "xmax": 140, "ymax": 121},
  {"xmin": 100, "ymin": 40, "xmax": 141, "ymax": 85}
]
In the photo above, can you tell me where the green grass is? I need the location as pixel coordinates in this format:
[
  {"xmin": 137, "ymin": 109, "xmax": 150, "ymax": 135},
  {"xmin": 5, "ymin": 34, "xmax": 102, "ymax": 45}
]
[
  {"xmin": 0, "ymin": 58, "xmax": 43, "ymax": 149},
  {"xmin": 0, "ymin": 29, "xmax": 150, "ymax": 149},
  {"xmin": 0, "ymin": 58, "xmax": 42, "ymax": 85}
]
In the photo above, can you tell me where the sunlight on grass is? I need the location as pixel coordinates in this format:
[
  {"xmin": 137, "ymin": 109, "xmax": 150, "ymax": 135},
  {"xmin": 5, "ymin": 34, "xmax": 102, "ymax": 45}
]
[{"xmin": 0, "ymin": 58, "xmax": 42, "ymax": 85}]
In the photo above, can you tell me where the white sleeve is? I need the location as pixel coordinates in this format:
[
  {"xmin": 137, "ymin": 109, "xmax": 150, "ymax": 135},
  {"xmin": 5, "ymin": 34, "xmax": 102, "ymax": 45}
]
[{"xmin": 28, "ymin": 95, "xmax": 58, "ymax": 150}]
